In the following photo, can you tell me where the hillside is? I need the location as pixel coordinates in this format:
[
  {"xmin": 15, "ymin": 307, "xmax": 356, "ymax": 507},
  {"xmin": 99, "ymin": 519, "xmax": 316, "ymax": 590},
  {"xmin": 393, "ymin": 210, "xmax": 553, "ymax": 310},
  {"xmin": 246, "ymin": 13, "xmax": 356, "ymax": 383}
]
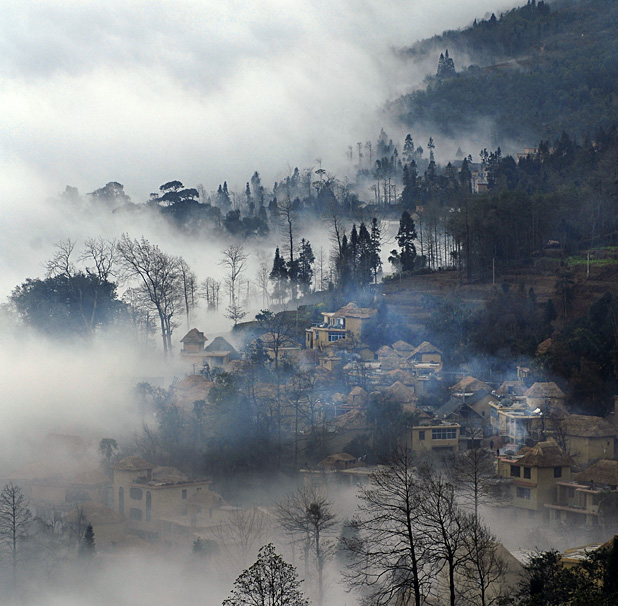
[{"xmin": 392, "ymin": 0, "xmax": 618, "ymax": 143}]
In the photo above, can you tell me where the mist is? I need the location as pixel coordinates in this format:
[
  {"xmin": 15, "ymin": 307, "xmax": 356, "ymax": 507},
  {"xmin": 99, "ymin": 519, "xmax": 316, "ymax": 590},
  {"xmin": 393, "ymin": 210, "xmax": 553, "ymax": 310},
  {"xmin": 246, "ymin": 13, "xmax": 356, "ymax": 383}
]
[
  {"xmin": 1, "ymin": 0, "xmax": 516, "ymax": 198},
  {"xmin": 0, "ymin": 2, "xmax": 567, "ymax": 605}
]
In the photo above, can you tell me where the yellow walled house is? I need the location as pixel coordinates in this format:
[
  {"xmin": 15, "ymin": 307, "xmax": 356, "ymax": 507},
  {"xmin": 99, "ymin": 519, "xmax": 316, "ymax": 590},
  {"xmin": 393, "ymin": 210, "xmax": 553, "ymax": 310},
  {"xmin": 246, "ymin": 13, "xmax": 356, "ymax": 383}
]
[
  {"xmin": 112, "ymin": 456, "xmax": 217, "ymax": 540},
  {"xmin": 497, "ymin": 439, "xmax": 574, "ymax": 520},
  {"xmin": 547, "ymin": 459, "xmax": 618, "ymax": 529},
  {"xmin": 561, "ymin": 415, "xmax": 617, "ymax": 465},
  {"xmin": 305, "ymin": 302, "xmax": 376, "ymax": 350},
  {"xmin": 406, "ymin": 341, "xmax": 443, "ymax": 375},
  {"xmin": 180, "ymin": 328, "xmax": 208, "ymax": 361},
  {"xmin": 524, "ymin": 381, "xmax": 566, "ymax": 410},
  {"xmin": 401, "ymin": 421, "xmax": 461, "ymax": 455},
  {"xmin": 179, "ymin": 330, "xmax": 239, "ymax": 368}
]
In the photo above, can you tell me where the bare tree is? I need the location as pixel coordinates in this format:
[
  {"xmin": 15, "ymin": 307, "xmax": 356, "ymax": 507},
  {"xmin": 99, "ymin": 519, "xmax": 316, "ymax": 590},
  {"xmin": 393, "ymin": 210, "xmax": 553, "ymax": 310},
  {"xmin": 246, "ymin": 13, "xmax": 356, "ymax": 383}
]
[
  {"xmin": 256, "ymin": 261, "xmax": 271, "ymax": 308},
  {"xmin": 201, "ymin": 277, "xmax": 221, "ymax": 311},
  {"xmin": 81, "ymin": 237, "xmax": 117, "ymax": 282},
  {"xmin": 208, "ymin": 507, "xmax": 272, "ymax": 568},
  {"xmin": 447, "ymin": 447, "xmax": 507, "ymax": 520},
  {"xmin": 278, "ymin": 196, "xmax": 297, "ymax": 299},
  {"xmin": 255, "ymin": 309, "xmax": 296, "ymax": 371},
  {"xmin": 177, "ymin": 257, "xmax": 198, "ymax": 329},
  {"xmin": 45, "ymin": 238, "xmax": 77, "ymax": 279},
  {"xmin": 0, "ymin": 483, "xmax": 33, "ymax": 588},
  {"xmin": 286, "ymin": 371, "xmax": 325, "ymax": 468},
  {"xmin": 277, "ymin": 484, "xmax": 337, "ymax": 606},
  {"xmin": 418, "ymin": 468, "xmax": 472, "ymax": 606},
  {"xmin": 458, "ymin": 517, "xmax": 508, "ymax": 606},
  {"xmin": 219, "ymin": 245, "xmax": 247, "ymax": 308},
  {"xmin": 116, "ymin": 235, "xmax": 183, "ymax": 357},
  {"xmin": 344, "ymin": 451, "xmax": 432, "ymax": 606}
]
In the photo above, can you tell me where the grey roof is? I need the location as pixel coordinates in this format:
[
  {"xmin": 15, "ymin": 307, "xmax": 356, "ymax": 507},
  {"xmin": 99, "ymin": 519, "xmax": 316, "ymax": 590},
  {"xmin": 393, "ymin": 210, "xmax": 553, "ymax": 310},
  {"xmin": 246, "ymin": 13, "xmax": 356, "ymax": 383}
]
[{"xmin": 204, "ymin": 336, "xmax": 237, "ymax": 353}]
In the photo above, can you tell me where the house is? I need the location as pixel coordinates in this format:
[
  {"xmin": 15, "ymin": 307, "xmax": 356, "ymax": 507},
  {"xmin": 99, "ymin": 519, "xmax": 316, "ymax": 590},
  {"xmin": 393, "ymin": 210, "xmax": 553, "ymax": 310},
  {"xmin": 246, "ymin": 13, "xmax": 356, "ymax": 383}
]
[
  {"xmin": 434, "ymin": 393, "xmax": 488, "ymax": 434},
  {"xmin": 524, "ymin": 382, "xmax": 566, "ymax": 410},
  {"xmin": 562, "ymin": 415, "xmax": 617, "ymax": 465},
  {"xmin": 495, "ymin": 381, "xmax": 528, "ymax": 400},
  {"xmin": 401, "ymin": 420, "xmax": 461, "ymax": 455},
  {"xmin": 392, "ymin": 340, "xmax": 415, "ymax": 355},
  {"xmin": 305, "ymin": 302, "xmax": 376, "ymax": 350},
  {"xmin": 450, "ymin": 376, "xmax": 491, "ymax": 395},
  {"xmin": 497, "ymin": 439, "xmax": 574, "ymax": 520},
  {"xmin": 488, "ymin": 396, "xmax": 568, "ymax": 445},
  {"xmin": 112, "ymin": 456, "xmax": 216, "ymax": 541},
  {"xmin": 406, "ymin": 341, "xmax": 443, "ymax": 375},
  {"xmin": 179, "ymin": 330, "xmax": 239, "ymax": 369},
  {"xmin": 259, "ymin": 333, "xmax": 302, "ymax": 364},
  {"xmin": 547, "ymin": 459, "xmax": 618, "ymax": 529},
  {"xmin": 179, "ymin": 328, "xmax": 208, "ymax": 362},
  {"xmin": 201, "ymin": 336, "xmax": 239, "ymax": 368}
]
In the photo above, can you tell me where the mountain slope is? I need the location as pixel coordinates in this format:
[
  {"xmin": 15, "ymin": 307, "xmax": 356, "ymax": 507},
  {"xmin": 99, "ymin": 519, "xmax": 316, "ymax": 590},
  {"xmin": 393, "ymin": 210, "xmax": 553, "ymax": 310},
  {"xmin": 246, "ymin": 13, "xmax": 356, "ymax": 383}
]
[{"xmin": 392, "ymin": 0, "xmax": 618, "ymax": 143}]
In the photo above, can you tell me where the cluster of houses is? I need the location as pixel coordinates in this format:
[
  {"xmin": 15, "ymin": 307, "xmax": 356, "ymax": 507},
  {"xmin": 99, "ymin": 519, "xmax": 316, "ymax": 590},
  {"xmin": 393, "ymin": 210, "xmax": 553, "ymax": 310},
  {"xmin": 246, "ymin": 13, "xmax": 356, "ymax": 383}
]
[
  {"xmin": 8, "ymin": 300, "xmax": 618, "ymax": 557},
  {"xmin": 177, "ymin": 301, "xmax": 618, "ymax": 538}
]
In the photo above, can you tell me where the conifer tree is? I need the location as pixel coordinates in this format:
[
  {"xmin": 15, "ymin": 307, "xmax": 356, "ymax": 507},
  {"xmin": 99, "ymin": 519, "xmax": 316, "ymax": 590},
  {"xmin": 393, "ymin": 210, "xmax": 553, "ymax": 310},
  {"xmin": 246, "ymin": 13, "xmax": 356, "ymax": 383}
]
[
  {"xmin": 297, "ymin": 239, "xmax": 315, "ymax": 296},
  {"xmin": 396, "ymin": 211, "xmax": 418, "ymax": 272},
  {"xmin": 357, "ymin": 222, "xmax": 374, "ymax": 288},
  {"xmin": 270, "ymin": 247, "xmax": 288, "ymax": 304},
  {"xmin": 403, "ymin": 134, "xmax": 415, "ymax": 163}
]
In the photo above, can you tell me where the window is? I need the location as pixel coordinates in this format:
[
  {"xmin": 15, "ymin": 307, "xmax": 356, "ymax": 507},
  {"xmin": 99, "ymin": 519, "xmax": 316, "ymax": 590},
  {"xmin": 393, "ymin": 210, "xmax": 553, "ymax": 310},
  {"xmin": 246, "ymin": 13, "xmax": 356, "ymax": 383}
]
[
  {"xmin": 182, "ymin": 489, "xmax": 187, "ymax": 500},
  {"xmin": 510, "ymin": 465, "xmax": 521, "ymax": 478},
  {"xmin": 129, "ymin": 487, "xmax": 143, "ymax": 500},
  {"xmin": 524, "ymin": 467, "xmax": 531, "ymax": 479},
  {"xmin": 129, "ymin": 508, "xmax": 143, "ymax": 521},
  {"xmin": 516, "ymin": 487, "xmax": 531, "ymax": 500},
  {"xmin": 554, "ymin": 467, "xmax": 562, "ymax": 478},
  {"xmin": 328, "ymin": 332, "xmax": 345, "ymax": 342},
  {"xmin": 419, "ymin": 431, "xmax": 425, "ymax": 441},
  {"xmin": 431, "ymin": 428, "xmax": 457, "ymax": 440}
]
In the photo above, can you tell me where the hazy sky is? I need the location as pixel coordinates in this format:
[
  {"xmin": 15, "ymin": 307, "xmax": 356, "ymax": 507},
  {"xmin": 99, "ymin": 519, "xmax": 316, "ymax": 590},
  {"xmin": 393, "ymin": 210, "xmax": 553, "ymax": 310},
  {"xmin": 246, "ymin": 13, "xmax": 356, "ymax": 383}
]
[{"xmin": 0, "ymin": 0, "xmax": 518, "ymax": 204}]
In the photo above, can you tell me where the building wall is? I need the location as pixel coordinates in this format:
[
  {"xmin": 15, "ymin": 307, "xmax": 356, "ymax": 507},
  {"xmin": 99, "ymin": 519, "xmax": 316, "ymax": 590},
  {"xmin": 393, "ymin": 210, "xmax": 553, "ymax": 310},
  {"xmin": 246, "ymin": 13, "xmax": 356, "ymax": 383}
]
[
  {"xmin": 403, "ymin": 425, "xmax": 460, "ymax": 454},
  {"xmin": 565, "ymin": 435, "xmax": 615, "ymax": 465},
  {"xmin": 501, "ymin": 462, "xmax": 571, "ymax": 513}
]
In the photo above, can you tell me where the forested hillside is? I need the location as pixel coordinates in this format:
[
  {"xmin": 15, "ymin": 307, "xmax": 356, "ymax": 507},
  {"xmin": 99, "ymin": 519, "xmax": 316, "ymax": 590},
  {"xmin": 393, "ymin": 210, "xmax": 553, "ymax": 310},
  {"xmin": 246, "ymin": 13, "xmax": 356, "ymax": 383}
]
[{"xmin": 393, "ymin": 0, "xmax": 618, "ymax": 143}]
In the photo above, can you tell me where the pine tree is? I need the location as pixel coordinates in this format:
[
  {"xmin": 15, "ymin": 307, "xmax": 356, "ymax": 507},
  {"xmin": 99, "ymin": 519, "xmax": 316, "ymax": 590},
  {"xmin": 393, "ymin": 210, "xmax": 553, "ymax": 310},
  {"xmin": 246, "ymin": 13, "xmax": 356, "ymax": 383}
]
[
  {"xmin": 270, "ymin": 247, "xmax": 288, "ymax": 304},
  {"xmin": 357, "ymin": 222, "xmax": 374, "ymax": 288},
  {"xmin": 403, "ymin": 134, "xmax": 415, "ymax": 163},
  {"xmin": 297, "ymin": 239, "xmax": 315, "ymax": 296},
  {"xmin": 396, "ymin": 211, "xmax": 418, "ymax": 272},
  {"xmin": 350, "ymin": 224, "xmax": 359, "ymax": 283},
  {"xmin": 437, "ymin": 52, "xmax": 446, "ymax": 77}
]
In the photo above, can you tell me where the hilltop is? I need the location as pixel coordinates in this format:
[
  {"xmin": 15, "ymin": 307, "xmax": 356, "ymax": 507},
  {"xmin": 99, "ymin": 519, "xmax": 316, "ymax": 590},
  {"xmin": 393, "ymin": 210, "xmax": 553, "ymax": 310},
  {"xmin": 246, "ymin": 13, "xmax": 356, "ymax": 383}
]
[{"xmin": 392, "ymin": 0, "xmax": 618, "ymax": 143}]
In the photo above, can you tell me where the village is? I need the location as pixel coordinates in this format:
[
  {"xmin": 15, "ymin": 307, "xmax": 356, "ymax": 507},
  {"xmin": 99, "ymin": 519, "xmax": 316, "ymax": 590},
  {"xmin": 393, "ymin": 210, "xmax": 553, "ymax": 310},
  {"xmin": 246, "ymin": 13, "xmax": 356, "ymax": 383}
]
[{"xmin": 5, "ymin": 297, "xmax": 618, "ymax": 598}]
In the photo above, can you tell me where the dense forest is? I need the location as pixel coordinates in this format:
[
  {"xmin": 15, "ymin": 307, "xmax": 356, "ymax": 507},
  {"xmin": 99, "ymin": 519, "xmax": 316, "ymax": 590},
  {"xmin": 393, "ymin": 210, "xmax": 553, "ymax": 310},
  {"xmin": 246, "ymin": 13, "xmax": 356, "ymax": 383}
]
[{"xmin": 393, "ymin": 0, "xmax": 618, "ymax": 143}]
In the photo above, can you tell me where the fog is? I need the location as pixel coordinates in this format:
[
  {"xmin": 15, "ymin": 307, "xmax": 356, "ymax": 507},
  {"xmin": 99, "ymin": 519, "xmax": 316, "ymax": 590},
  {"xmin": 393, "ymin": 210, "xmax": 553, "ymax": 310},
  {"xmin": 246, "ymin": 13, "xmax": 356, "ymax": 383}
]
[
  {"xmin": 1, "ymin": 0, "xmax": 516, "ymax": 199},
  {"xmin": 0, "ymin": 1, "xmax": 551, "ymax": 605}
]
